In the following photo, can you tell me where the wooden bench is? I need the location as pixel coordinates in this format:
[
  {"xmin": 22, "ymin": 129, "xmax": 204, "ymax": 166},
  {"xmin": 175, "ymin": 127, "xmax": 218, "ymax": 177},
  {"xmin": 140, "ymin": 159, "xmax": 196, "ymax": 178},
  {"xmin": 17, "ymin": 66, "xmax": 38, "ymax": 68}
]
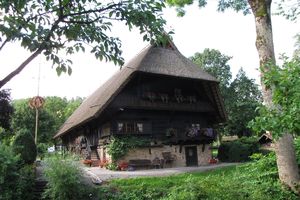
[{"xmin": 128, "ymin": 159, "xmax": 152, "ymax": 169}]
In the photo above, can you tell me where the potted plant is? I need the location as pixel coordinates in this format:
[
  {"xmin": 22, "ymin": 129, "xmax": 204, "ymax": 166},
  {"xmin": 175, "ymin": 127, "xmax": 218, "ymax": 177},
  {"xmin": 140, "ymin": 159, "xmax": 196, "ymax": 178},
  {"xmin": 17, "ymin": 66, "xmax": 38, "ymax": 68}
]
[
  {"xmin": 209, "ymin": 158, "xmax": 218, "ymax": 164},
  {"xmin": 82, "ymin": 159, "xmax": 92, "ymax": 167},
  {"xmin": 118, "ymin": 161, "xmax": 129, "ymax": 171},
  {"xmin": 99, "ymin": 159, "xmax": 108, "ymax": 168}
]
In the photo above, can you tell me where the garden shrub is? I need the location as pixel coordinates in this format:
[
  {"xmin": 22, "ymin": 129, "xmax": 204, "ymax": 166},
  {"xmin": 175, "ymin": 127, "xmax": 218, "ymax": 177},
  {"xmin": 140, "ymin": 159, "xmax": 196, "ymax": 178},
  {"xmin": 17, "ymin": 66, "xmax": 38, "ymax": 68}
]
[
  {"xmin": 37, "ymin": 143, "xmax": 48, "ymax": 159},
  {"xmin": 0, "ymin": 143, "xmax": 35, "ymax": 200},
  {"xmin": 218, "ymin": 137, "xmax": 259, "ymax": 162},
  {"xmin": 106, "ymin": 162, "xmax": 118, "ymax": 171},
  {"xmin": 43, "ymin": 155, "xmax": 95, "ymax": 200},
  {"xmin": 236, "ymin": 153, "xmax": 298, "ymax": 199},
  {"xmin": 227, "ymin": 141, "xmax": 251, "ymax": 162},
  {"xmin": 12, "ymin": 129, "xmax": 37, "ymax": 164},
  {"xmin": 217, "ymin": 142, "xmax": 230, "ymax": 161},
  {"xmin": 16, "ymin": 165, "xmax": 35, "ymax": 200},
  {"xmin": 0, "ymin": 143, "xmax": 20, "ymax": 200}
]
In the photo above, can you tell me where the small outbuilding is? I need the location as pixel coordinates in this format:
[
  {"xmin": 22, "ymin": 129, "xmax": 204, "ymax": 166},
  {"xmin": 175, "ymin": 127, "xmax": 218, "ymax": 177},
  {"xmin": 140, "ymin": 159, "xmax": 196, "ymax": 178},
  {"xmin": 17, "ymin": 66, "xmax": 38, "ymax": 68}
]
[
  {"xmin": 54, "ymin": 41, "xmax": 226, "ymax": 168},
  {"xmin": 258, "ymin": 132, "xmax": 273, "ymax": 147}
]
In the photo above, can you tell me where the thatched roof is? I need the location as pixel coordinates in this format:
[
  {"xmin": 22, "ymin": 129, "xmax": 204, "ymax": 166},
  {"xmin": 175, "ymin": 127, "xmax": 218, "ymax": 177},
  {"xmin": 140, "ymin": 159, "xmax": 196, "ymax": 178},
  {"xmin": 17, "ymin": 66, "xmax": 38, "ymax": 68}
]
[{"xmin": 54, "ymin": 42, "xmax": 224, "ymax": 139}]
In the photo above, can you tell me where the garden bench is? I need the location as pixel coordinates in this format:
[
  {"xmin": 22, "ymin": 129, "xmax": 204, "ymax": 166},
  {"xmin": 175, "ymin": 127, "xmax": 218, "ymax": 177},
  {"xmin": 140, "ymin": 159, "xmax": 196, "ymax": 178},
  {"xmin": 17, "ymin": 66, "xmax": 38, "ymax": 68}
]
[{"xmin": 128, "ymin": 159, "xmax": 152, "ymax": 169}]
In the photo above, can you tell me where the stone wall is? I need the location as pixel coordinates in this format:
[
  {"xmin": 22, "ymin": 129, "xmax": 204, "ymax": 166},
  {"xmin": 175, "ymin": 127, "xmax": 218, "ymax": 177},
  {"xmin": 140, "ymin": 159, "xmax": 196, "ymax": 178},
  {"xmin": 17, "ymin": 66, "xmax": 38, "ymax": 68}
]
[
  {"xmin": 97, "ymin": 146, "xmax": 111, "ymax": 162},
  {"xmin": 119, "ymin": 144, "xmax": 212, "ymax": 167}
]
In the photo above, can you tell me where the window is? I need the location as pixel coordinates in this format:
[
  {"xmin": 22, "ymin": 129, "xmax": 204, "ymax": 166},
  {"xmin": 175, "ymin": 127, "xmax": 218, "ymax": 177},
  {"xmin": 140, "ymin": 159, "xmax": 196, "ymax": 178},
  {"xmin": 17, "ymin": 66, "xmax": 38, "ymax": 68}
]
[
  {"xmin": 102, "ymin": 123, "xmax": 111, "ymax": 135},
  {"xmin": 191, "ymin": 123, "xmax": 200, "ymax": 130},
  {"xmin": 117, "ymin": 122, "xmax": 143, "ymax": 134},
  {"xmin": 118, "ymin": 123, "xmax": 124, "ymax": 132},
  {"xmin": 136, "ymin": 123, "xmax": 143, "ymax": 133},
  {"xmin": 186, "ymin": 123, "xmax": 200, "ymax": 138}
]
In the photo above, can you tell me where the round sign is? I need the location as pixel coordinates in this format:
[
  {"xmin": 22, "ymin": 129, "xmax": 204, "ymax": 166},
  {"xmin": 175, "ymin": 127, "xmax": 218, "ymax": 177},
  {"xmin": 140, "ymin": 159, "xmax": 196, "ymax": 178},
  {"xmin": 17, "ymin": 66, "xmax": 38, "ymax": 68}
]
[{"xmin": 29, "ymin": 96, "xmax": 45, "ymax": 109}]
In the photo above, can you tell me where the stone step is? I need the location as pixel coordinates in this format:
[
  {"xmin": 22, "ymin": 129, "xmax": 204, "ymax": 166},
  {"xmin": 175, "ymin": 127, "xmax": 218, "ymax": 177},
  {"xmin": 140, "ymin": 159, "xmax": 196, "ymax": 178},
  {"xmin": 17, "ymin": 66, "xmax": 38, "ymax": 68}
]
[
  {"xmin": 90, "ymin": 149, "xmax": 99, "ymax": 160},
  {"xmin": 33, "ymin": 180, "xmax": 47, "ymax": 200}
]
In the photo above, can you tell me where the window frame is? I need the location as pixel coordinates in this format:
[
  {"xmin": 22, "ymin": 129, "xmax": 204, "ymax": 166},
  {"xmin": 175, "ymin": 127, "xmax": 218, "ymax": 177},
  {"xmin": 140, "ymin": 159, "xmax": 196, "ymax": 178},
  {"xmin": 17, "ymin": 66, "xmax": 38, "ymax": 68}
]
[{"xmin": 117, "ymin": 121, "xmax": 144, "ymax": 134}]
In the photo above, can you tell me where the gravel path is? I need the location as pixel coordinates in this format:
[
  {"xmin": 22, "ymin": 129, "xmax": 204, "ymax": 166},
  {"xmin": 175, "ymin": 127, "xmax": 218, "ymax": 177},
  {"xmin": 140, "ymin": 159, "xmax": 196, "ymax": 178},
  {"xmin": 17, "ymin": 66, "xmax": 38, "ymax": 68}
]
[{"xmin": 82, "ymin": 163, "xmax": 238, "ymax": 184}]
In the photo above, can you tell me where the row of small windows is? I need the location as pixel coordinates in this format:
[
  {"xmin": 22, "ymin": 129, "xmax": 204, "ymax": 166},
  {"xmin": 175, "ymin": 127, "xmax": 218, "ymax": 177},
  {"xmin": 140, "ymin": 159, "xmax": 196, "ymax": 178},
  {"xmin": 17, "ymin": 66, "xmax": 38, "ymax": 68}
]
[
  {"xmin": 102, "ymin": 122, "xmax": 144, "ymax": 135},
  {"xmin": 102, "ymin": 122, "xmax": 201, "ymax": 135},
  {"xmin": 118, "ymin": 122, "xmax": 143, "ymax": 133}
]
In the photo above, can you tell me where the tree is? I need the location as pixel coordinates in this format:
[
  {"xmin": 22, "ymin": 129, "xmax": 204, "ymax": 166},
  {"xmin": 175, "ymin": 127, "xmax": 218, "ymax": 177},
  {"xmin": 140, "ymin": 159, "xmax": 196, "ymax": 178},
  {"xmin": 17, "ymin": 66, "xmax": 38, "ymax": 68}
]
[
  {"xmin": 294, "ymin": 34, "xmax": 300, "ymax": 58},
  {"xmin": 0, "ymin": 0, "xmax": 169, "ymax": 88},
  {"xmin": 43, "ymin": 96, "xmax": 83, "ymax": 135},
  {"xmin": 191, "ymin": 50, "xmax": 262, "ymax": 137},
  {"xmin": 11, "ymin": 96, "xmax": 82, "ymax": 144},
  {"xmin": 0, "ymin": 89, "xmax": 13, "ymax": 131},
  {"xmin": 12, "ymin": 98, "xmax": 56, "ymax": 143},
  {"xmin": 190, "ymin": 49, "xmax": 232, "ymax": 136},
  {"xmin": 12, "ymin": 128, "xmax": 37, "ymax": 164},
  {"xmin": 250, "ymin": 57, "xmax": 300, "ymax": 191},
  {"xmin": 276, "ymin": 0, "xmax": 300, "ymax": 21},
  {"xmin": 190, "ymin": 49, "xmax": 232, "ymax": 135},
  {"xmin": 167, "ymin": 0, "xmax": 299, "ymax": 192},
  {"xmin": 167, "ymin": 0, "xmax": 274, "ymax": 104},
  {"xmin": 61, "ymin": 97, "xmax": 83, "ymax": 120},
  {"xmin": 226, "ymin": 68, "xmax": 262, "ymax": 137},
  {"xmin": 190, "ymin": 48, "xmax": 232, "ymax": 93}
]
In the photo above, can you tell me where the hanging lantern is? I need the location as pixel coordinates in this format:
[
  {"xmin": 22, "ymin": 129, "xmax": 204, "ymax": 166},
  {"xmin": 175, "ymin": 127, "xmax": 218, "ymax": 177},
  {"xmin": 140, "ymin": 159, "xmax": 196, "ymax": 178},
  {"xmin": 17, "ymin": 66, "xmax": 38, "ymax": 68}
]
[{"xmin": 29, "ymin": 96, "xmax": 45, "ymax": 109}]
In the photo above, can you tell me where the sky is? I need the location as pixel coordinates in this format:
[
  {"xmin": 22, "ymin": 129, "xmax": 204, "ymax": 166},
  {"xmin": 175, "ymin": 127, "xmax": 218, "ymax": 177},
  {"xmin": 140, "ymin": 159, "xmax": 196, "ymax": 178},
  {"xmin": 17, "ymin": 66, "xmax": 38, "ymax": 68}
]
[{"xmin": 1, "ymin": 2, "xmax": 299, "ymax": 100}]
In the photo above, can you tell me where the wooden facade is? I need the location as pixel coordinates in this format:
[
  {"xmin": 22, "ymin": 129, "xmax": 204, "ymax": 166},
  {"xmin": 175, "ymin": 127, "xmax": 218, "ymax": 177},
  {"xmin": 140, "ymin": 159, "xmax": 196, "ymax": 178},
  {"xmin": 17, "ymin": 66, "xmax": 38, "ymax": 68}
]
[{"xmin": 55, "ymin": 42, "xmax": 226, "ymax": 167}]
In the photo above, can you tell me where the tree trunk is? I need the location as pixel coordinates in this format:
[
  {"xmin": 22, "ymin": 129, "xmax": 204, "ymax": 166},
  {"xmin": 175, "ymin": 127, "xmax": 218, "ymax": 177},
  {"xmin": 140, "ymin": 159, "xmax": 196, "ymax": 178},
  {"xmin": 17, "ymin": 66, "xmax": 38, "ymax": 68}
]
[
  {"xmin": 275, "ymin": 133, "xmax": 300, "ymax": 193},
  {"xmin": 248, "ymin": 0, "xmax": 275, "ymax": 107},
  {"xmin": 248, "ymin": 0, "xmax": 300, "ymax": 193}
]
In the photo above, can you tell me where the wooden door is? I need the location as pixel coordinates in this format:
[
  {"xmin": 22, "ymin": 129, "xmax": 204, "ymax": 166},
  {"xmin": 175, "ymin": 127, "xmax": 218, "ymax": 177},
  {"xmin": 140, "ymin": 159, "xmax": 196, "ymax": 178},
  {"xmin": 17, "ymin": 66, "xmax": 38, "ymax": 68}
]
[{"xmin": 185, "ymin": 146, "xmax": 198, "ymax": 166}]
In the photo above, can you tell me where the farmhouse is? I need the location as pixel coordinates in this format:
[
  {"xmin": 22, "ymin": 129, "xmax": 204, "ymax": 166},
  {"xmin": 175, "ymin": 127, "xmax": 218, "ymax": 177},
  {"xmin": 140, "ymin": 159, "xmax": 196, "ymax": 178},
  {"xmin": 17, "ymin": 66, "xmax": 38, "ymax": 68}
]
[{"xmin": 54, "ymin": 41, "xmax": 226, "ymax": 168}]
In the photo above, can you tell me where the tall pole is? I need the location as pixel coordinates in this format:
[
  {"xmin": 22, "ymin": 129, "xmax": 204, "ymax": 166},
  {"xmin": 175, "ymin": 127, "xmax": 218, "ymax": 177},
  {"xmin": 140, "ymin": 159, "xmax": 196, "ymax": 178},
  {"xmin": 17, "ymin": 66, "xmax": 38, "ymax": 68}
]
[
  {"xmin": 34, "ymin": 60, "xmax": 41, "ymax": 145},
  {"xmin": 35, "ymin": 108, "xmax": 39, "ymax": 144}
]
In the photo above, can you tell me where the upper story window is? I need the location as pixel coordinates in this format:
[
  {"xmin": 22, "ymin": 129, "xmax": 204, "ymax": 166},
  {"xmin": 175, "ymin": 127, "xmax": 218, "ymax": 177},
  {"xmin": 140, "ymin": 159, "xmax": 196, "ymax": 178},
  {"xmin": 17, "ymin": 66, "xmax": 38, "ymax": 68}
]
[
  {"xmin": 191, "ymin": 123, "xmax": 200, "ymax": 130},
  {"xmin": 117, "ymin": 122, "xmax": 143, "ymax": 134}
]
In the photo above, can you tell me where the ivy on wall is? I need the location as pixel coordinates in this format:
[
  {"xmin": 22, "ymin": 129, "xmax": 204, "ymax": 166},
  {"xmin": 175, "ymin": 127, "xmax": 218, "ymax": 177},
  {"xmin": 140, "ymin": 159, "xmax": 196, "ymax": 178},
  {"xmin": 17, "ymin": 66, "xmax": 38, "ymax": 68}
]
[{"xmin": 107, "ymin": 136, "xmax": 150, "ymax": 161}]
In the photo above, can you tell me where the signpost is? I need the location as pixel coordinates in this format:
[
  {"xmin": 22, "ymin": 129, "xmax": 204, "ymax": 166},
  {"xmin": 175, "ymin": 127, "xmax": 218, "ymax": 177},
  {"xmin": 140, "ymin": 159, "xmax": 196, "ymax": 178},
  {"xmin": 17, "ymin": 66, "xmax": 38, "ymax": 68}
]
[{"xmin": 29, "ymin": 96, "xmax": 45, "ymax": 144}]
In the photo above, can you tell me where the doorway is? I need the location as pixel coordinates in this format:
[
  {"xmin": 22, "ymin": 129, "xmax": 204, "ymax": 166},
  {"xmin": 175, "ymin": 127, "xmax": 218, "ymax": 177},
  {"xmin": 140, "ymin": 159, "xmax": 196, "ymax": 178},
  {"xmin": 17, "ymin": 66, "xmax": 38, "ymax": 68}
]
[{"xmin": 185, "ymin": 146, "xmax": 198, "ymax": 166}]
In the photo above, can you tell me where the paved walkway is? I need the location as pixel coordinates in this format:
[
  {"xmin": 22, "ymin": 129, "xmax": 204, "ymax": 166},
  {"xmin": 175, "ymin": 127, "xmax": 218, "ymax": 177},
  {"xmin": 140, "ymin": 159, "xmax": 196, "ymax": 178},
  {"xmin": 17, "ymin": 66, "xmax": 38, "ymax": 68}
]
[{"xmin": 82, "ymin": 163, "xmax": 238, "ymax": 184}]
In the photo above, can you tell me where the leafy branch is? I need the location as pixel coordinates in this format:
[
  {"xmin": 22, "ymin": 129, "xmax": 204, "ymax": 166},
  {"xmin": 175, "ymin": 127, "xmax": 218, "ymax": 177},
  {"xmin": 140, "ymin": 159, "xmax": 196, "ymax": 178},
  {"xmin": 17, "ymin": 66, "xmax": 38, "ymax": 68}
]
[{"xmin": 0, "ymin": 0, "xmax": 169, "ymax": 89}]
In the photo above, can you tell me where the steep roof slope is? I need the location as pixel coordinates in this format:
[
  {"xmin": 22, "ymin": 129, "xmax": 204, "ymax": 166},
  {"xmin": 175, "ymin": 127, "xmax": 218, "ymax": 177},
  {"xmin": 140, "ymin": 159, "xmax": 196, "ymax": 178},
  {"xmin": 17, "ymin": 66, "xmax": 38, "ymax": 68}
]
[{"xmin": 54, "ymin": 43, "xmax": 221, "ymax": 138}]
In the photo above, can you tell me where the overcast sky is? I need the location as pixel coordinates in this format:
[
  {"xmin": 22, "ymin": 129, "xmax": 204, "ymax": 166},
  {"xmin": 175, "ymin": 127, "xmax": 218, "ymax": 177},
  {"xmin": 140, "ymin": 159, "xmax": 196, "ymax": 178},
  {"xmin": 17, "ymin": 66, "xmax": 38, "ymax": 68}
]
[{"xmin": 1, "ymin": 2, "xmax": 299, "ymax": 100}]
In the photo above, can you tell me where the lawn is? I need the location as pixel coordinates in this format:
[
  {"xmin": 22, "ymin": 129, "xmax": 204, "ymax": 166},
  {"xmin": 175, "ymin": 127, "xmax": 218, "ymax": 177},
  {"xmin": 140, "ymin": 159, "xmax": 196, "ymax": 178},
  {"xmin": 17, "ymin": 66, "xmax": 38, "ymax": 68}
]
[{"xmin": 98, "ymin": 158, "xmax": 298, "ymax": 200}]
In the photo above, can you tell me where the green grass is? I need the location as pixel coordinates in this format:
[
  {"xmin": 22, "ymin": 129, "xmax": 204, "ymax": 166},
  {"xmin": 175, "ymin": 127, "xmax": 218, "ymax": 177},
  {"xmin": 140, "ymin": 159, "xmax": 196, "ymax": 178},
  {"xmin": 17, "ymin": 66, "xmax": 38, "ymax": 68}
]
[{"xmin": 98, "ymin": 163, "xmax": 298, "ymax": 200}]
